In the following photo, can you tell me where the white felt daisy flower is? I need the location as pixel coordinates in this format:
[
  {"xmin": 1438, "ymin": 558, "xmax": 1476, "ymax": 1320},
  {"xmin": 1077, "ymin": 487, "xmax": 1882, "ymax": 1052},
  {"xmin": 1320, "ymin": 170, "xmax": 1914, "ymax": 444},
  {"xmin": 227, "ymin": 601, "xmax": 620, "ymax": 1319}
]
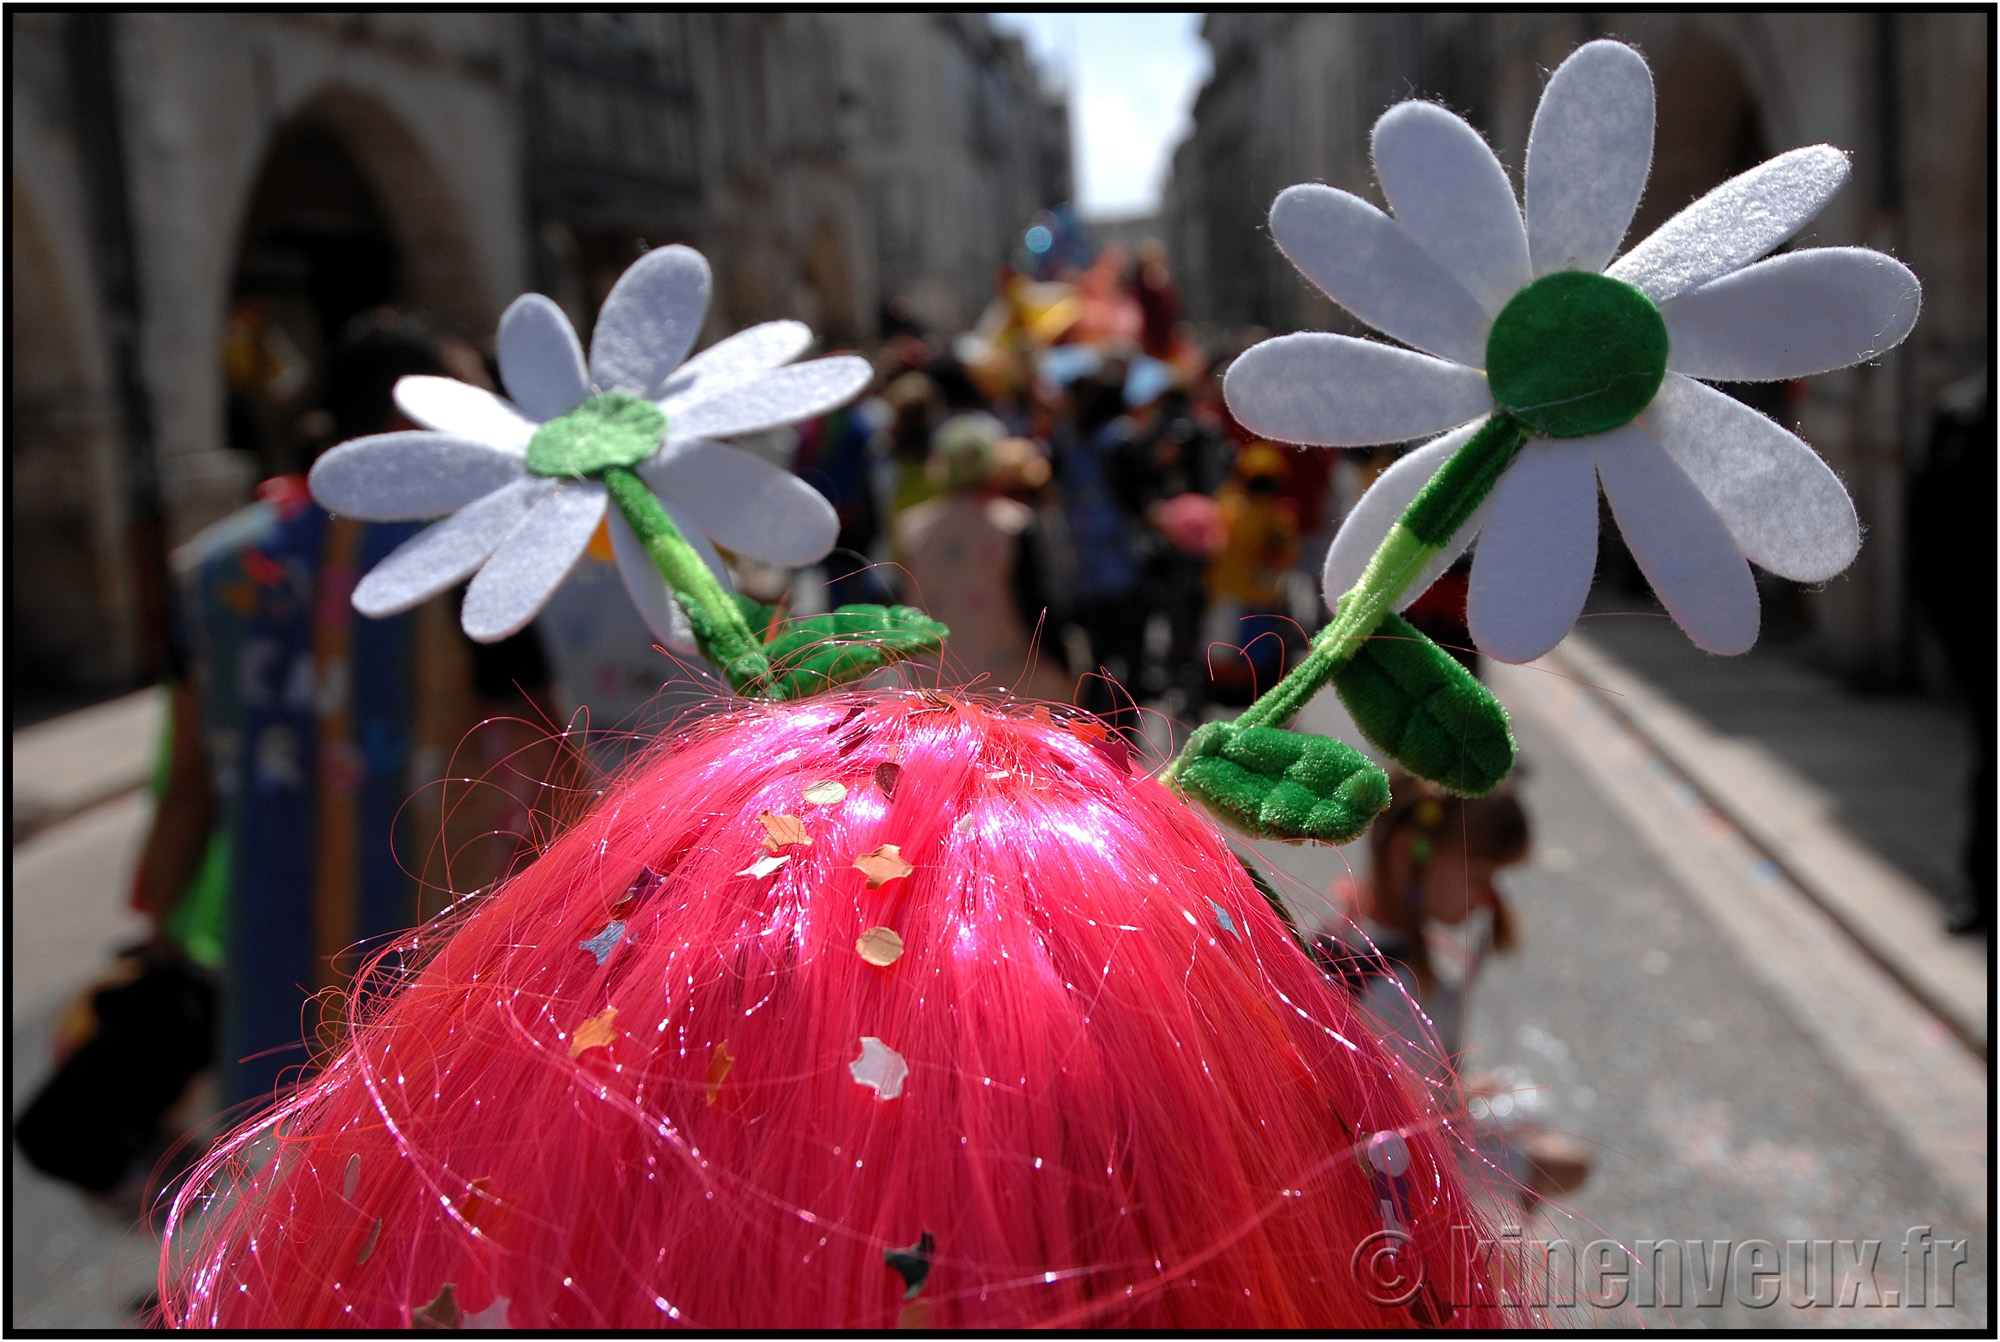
[
  {"xmin": 1224, "ymin": 40, "xmax": 1921, "ymax": 661},
  {"xmin": 309, "ymin": 244, "xmax": 869, "ymax": 646}
]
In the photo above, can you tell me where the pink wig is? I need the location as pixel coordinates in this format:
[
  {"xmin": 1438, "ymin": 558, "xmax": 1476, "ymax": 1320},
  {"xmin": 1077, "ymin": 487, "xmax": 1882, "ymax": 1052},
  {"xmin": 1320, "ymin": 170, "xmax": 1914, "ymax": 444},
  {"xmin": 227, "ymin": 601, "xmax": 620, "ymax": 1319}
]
[{"xmin": 161, "ymin": 692, "xmax": 1506, "ymax": 1328}]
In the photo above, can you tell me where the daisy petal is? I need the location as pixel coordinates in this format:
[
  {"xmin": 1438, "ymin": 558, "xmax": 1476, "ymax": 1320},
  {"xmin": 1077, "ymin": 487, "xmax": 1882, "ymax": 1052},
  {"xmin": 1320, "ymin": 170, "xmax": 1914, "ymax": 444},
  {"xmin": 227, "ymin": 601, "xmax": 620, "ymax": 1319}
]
[
  {"xmin": 1269, "ymin": 184, "xmax": 1493, "ymax": 366},
  {"xmin": 309, "ymin": 432, "xmax": 525, "ymax": 521},
  {"xmin": 1643, "ymin": 374, "xmax": 1859, "ymax": 582},
  {"xmin": 1607, "ymin": 145, "xmax": 1851, "ymax": 302},
  {"xmin": 1662, "ymin": 247, "xmax": 1921, "ymax": 381},
  {"xmin": 394, "ymin": 376, "xmax": 538, "ymax": 452},
  {"xmin": 1596, "ymin": 425, "xmax": 1760, "ymax": 654},
  {"xmin": 641, "ymin": 440, "xmax": 839, "ymax": 565},
  {"xmin": 668, "ymin": 356, "xmax": 872, "ymax": 443},
  {"xmin": 1223, "ymin": 333, "xmax": 1494, "ymax": 447},
  {"xmin": 590, "ymin": 244, "xmax": 712, "ymax": 397},
  {"xmin": 606, "ymin": 503, "xmax": 700, "ymax": 653},
  {"xmin": 657, "ymin": 321, "xmax": 813, "ymax": 415},
  {"xmin": 352, "ymin": 478, "xmax": 555, "ymax": 618},
  {"xmin": 496, "ymin": 294, "xmax": 590, "ymax": 421},
  {"xmin": 1373, "ymin": 101, "xmax": 1531, "ymax": 316},
  {"xmin": 1466, "ymin": 438, "xmax": 1599, "ymax": 663},
  {"xmin": 1321, "ymin": 420, "xmax": 1495, "ymax": 609},
  {"xmin": 1525, "ymin": 39, "xmax": 1655, "ymax": 277},
  {"xmin": 462, "ymin": 483, "xmax": 608, "ymax": 642}
]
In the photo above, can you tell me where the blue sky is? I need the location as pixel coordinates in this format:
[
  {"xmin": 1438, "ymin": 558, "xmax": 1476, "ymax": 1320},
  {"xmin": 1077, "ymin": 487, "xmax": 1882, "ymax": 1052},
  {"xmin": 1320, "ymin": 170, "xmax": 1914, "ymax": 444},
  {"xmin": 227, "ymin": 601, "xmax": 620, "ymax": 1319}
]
[{"xmin": 990, "ymin": 13, "xmax": 1212, "ymax": 221}]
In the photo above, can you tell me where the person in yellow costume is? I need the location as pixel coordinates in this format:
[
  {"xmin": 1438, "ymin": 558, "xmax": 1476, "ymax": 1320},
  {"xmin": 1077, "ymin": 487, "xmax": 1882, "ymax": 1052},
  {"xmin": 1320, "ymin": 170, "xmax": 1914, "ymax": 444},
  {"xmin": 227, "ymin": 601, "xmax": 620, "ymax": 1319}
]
[{"xmin": 1205, "ymin": 444, "xmax": 1303, "ymax": 696}]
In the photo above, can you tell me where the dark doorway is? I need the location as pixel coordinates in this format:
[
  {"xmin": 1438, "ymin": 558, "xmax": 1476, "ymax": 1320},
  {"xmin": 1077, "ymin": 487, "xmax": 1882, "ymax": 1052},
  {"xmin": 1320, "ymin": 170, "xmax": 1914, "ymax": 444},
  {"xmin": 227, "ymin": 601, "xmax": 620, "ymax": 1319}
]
[{"xmin": 226, "ymin": 117, "xmax": 401, "ymax": 478}]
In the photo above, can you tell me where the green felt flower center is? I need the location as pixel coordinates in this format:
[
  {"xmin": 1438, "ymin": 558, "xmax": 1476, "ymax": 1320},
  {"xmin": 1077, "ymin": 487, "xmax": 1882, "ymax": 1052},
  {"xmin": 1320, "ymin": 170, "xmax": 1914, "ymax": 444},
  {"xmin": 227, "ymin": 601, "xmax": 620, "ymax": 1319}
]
[
  {"xmin": 1485, "ymin": 271, "xmax": 1668, "ymax": 438},
  {"xmin": 526, "ymin": 392, "xmax": 667, "ymax": 478}
]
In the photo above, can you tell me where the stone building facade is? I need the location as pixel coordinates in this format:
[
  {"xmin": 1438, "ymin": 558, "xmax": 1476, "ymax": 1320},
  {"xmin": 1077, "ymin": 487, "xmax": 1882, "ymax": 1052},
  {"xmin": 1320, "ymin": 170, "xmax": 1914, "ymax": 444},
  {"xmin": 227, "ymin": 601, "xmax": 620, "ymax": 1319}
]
[
  {"xmin": 11, "ymin": 12, "xmax": 1069, "ymax": 700},
  {"xmin": 1163, "ymin": 11, "xmax": 1988, "ymax": 686},
  {"xmin": 832, "ymin": 13, "xmax": 1072, "ymax": 334}
]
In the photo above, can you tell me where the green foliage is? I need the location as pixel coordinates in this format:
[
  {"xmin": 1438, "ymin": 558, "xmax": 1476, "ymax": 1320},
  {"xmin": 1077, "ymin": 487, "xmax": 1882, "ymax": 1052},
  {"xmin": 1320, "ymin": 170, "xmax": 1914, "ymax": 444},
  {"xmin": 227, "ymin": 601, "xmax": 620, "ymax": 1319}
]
[
  {"xmin": 746, "ymin": 603, "xmax": 950, "ymax": 700},
  {"xmin": 1331, "ymin": 612, "xmax": 1515, "ymax": 796},
  {"xmin": 1177, "ymin": 721, "xmax": 1390, "ymax": 845}
]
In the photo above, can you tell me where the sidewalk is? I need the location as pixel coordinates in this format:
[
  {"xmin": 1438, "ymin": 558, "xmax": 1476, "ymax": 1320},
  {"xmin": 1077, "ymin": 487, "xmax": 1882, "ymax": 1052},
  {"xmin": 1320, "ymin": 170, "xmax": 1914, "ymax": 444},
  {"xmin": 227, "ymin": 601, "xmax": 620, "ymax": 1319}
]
[
  {"xmin": 1559, "ymin": 612, "xmax": 1986, "ymax": 1054},
  {"xmin": 11, "ymin": 700, "xmax": 163, "ymax": 1330},
  {"xmin": 12, "ymin": 689, "xmax": 163, "ymax": 842},
  {"xmin": 1568, "ymin": 607, "xmax": 1976, "ymax": 914}
]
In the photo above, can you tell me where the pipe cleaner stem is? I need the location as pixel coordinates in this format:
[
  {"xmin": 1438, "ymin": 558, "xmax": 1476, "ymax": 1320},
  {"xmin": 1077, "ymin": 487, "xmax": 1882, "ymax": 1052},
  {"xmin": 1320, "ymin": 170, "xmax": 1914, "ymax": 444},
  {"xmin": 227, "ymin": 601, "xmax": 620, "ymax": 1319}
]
[
  {"xmin": 1163, "ymin": 413, "xmax": 1526, "ymax": 781},
  {"xmin": 602, "ymin": 465, "xmax": 772, "ymax": 693}
]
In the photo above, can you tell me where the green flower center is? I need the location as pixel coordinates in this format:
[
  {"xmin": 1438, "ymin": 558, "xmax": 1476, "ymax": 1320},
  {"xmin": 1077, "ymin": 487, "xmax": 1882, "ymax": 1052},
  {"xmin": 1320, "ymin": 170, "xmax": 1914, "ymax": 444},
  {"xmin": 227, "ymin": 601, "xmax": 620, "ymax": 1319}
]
[
  {"xmin": 526, "ymin": 392, "xmax": 667, "ymax": 478},
  {"xmin": 1485, "ymin": 271, "xmax": 1668, "ymax": 438}
]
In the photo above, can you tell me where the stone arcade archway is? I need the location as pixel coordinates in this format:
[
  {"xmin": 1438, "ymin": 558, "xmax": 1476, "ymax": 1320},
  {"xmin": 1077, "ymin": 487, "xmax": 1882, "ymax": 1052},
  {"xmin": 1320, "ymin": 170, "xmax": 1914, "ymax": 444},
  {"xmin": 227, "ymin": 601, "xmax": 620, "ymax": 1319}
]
[
  {"xmin": 224, "ymin": 89, "xmax": 492, "ymax": 477},
  {"xmin": 1630, "ymin": 31, "xmax": 1773, "ymax": 246},
  {"xmin": 298, "ymin": 88, "xmax": 494, "ymax": 339},
  {"xmin": 12, "ymin": 183, "xmax": 137, "ymax": 694}
]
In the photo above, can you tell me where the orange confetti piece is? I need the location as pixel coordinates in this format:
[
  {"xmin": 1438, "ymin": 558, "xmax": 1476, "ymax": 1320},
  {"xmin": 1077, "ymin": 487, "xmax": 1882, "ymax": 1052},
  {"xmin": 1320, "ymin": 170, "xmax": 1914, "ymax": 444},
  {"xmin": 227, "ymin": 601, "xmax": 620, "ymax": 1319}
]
[
  {"xmin": 803, "ymin": 780, "xmax": 847, "ymax": 805},
  {"xmin": 457, "ymin": 1177, "xmax": 492, "ymax": 1226},
  {"xmin": 705, "ymin": 1041, "xmax": 735, "ymax": 1106},
  {"xmin": 898, "ymin": 1299, "xmax": 935, "ymax": 1328},
  {"xmin": 854, "ymin": 844, "xmax": 914, "ymax": 888},
  {"xmin": 759, "ymin": 811, "xmax": 812, "ymax": 851},
  {"xmin": 1068, "ymin": 718, "xmax": 1108, "ymax": 743},
  {"xmin": 569, "ymin": 1007, "xmax": 619, "ymax": 1058},
  {"xmin": 454, "ymin": 1176, "xmax": 517, "ymax": 1245},
  {"xmin": 856, "ymin": 926, "xmax": 906, "ymax": 966},
  {"xmin": 1031, "ymin": 704, "xmax": 1053, "ymax": 725}
]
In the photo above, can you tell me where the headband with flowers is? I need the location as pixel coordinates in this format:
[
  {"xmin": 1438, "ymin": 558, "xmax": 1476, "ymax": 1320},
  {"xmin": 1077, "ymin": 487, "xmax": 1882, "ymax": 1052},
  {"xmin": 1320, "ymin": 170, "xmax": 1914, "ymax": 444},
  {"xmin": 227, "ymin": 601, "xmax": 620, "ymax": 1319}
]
[
  {"xmin": 1166, "ymin": 39, "xmax": 1920, "ymax": 843},
  {"xmin": 308, "ymin": 245, "xmax": 944, "ymax": 698},
  {"xmin": 305, "ymin": 41, "xmax": 1917, "ymax": 853}
]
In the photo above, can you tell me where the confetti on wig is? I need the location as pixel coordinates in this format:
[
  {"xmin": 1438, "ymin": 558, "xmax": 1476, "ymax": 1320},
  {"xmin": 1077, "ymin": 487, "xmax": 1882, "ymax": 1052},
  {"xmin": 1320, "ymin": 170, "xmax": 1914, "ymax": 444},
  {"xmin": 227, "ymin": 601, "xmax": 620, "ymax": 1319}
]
[
  {"xmin": 759, "ymin": 812, "xmax": 812, "ymax": 850},
  {"xmin": 853, "ymin": 843, "xmax": 914, "ymax": 888},
  {"xmin": 159, "ymin": 691, "xmax": 1512, "ymax": 1329}
]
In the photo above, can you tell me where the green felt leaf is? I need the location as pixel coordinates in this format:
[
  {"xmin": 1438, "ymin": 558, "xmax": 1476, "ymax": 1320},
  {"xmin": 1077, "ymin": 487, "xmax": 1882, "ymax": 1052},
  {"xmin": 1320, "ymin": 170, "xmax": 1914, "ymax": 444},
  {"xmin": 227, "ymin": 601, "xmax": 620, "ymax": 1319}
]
[
  {"xmin": 753, "ymin": 604, "xmax": 949, "ymax": 700},
  {"xmin": 1331, "ymin": 611, "xmax": 1515, "ymax": 796},
  {"xmin": 1177, "ymin": 721, "xmax": 1390, "ymax": 845},
  {"xmin": 729, "ymin": 593, "xmax": 783, "ymax": 641}
]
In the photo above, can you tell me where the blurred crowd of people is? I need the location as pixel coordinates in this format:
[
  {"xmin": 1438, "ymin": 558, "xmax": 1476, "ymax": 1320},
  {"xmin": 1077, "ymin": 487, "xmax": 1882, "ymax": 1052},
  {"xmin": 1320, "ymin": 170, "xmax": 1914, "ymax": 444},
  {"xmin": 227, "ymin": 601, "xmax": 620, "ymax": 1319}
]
[{"xmin": 793, "ymin": 238, "xmax": 1345, "ymax": 735}]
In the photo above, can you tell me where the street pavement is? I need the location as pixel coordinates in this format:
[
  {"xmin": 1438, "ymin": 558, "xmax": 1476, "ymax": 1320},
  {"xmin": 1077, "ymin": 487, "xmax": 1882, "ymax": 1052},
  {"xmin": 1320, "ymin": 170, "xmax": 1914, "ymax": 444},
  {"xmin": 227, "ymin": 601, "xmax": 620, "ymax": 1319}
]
[
  {"xmin": 1573, "ymin": 603, "xmax": 1976, "ymax": 914},
  {"xmin": 10, "ymin": 639, "xmax": 1988, "ymax": 1328},
  {"xmin": 1198, "ymin": 641, "xmax": 1988, "ymax": 1328},
  {"xmin": 11, "ymin": 792, "xmax": 161, "ymax": 1330}
]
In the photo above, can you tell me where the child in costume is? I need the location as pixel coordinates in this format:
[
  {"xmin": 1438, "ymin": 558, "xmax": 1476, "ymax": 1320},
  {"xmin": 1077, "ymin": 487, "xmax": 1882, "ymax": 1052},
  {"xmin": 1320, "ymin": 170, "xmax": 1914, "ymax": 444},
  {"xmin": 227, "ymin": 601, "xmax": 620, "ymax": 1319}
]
[
  {"xmin": 1317, "ymin": 773, "xmax": 1530, "ymax": 1081},
  {"xmin": 160, "ymin": 37, "xmax": 1916, "ymax": 1328},
  {"xmin": 1313, "ymin": 775, "xmax": 1590, "ymax": 1211}
]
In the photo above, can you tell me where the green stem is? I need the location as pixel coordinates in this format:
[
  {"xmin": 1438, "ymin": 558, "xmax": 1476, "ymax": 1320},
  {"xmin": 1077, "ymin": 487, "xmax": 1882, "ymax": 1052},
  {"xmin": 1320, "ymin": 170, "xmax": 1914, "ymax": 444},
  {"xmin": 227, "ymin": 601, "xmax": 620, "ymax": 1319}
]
[
  {"xmin": 602, "ymin": 465, "xmax": 771, "ymax": 693},
  {"xmin": 1162, "ymin": 413, "xmax": 1527, "ymax": 782}
]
